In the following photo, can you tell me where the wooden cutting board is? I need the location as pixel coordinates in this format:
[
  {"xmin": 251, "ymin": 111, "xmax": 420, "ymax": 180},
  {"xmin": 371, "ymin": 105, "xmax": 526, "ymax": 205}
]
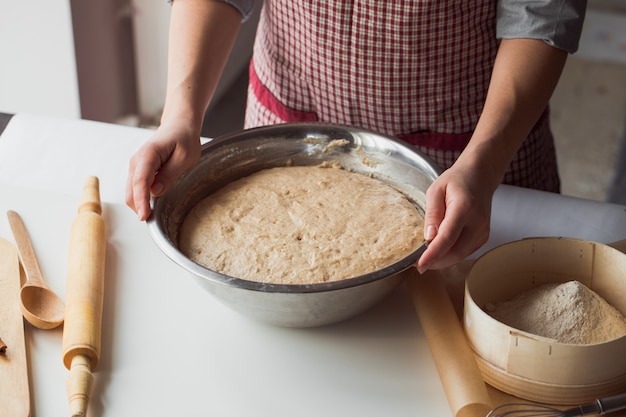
[{"xmin": 0, "ymin": 236, "xmax": 31, "ymax": 416}]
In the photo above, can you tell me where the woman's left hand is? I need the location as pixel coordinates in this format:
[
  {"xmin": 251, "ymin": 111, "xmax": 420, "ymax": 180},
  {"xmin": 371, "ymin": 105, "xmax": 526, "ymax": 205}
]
[
  {"xmin": 416, "ymin": 38, "xmax": 568, "ymax": 274},
  {"xmin": 416, "ymin": 159, "xmax": 494, "ymax": 274}
]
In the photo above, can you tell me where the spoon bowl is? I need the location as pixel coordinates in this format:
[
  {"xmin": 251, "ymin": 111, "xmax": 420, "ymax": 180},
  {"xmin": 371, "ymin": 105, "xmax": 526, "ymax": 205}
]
[
  {"xmin": 20, "ymin": 284, "xmax": 65, "ymax": 329},
  {"xmin": 7, "ymin": 210, "xmax": 65, "ymax": 329}
]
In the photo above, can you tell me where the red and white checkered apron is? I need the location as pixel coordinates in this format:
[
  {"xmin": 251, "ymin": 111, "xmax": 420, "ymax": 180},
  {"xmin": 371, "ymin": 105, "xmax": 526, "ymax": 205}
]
[{"xmin": 244, "ymin": 0, "xmax": 560, "ymax": 192}]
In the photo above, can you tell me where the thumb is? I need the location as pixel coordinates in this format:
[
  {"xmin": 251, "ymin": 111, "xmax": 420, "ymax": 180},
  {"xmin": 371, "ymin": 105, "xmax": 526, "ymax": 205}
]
[
  {"xmin": 423, "ymin": 185, "xmax": 445, "ymax": 243},
  {"xmin": 417, "ymin": 185, "xmax": 445, "ymax": 274}
]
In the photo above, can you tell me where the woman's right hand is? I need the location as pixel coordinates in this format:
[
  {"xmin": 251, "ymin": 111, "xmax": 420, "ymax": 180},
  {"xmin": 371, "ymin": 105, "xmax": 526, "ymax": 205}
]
[
  {"xmin": 125, "ymin": 0, "xmax": 243, "ymax": 220},
  {"xmin": 125, "ymin": 121, "xmax": 201, "ymax": 221}
]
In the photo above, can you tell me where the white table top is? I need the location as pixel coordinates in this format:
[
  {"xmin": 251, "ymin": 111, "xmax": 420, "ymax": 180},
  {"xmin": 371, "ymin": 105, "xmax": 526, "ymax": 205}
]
[{"xmin": 0, "ymin": 113, "xmax": 625, "ymax": 417}]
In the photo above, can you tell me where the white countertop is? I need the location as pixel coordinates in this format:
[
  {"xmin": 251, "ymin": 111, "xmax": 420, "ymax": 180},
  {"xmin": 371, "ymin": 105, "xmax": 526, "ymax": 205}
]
[{"xmin": 0, "ymin": 113, "xmax": 625, "ymax": 416}]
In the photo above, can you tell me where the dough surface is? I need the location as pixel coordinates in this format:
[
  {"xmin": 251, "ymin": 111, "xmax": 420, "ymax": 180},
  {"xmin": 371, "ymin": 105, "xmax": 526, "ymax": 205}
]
[{"xmin": 179, "ymin": 165, "xmax": 424, "ymax": 284}]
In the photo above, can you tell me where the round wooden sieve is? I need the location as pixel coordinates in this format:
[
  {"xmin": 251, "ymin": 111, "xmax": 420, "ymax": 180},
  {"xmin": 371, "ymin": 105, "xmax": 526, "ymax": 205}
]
[{"xmin": 463, "ymin": 237, "xmax": 626, "ymax": 405}]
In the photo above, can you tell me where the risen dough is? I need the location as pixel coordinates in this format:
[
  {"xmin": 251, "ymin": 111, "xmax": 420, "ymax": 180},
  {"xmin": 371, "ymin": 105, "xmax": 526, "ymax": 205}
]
[{"xmin": 179, "ymin": 165, "xmax": 424, "ymax": 284}]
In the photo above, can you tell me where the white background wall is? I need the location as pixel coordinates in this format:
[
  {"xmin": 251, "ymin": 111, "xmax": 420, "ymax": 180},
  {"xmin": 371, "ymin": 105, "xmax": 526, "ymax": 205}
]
[
  {"xmin": 130, "ymin": 0, "xmax": 170, "ymax": 122},
  {"xmin": 0, "ymin": 1, "xmax": 80, "ymax": 118},
  {"xmin": 0, "ymin": 1, "xmax": 259, "ymax": 123},
  {"xmin": 131, "ymin": 0, "xmax": 261, "ymax": 123}
]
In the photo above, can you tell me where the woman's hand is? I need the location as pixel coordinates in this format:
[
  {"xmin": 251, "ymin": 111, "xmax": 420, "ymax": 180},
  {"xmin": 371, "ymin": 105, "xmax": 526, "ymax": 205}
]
[
  {"xmin": 416, "ymin": 159, "xmax": 494, "ymax": 274},
  {"xmin": 125, "ymin": 0, "xmax": 242, "ymax": 220},
  {"xmin": 125, "ymin": 122, "xmax": 201, "ymax": 221},
  {"xmin": 416, "ymin": 39, "xmax": 568, "ymax": 273}
]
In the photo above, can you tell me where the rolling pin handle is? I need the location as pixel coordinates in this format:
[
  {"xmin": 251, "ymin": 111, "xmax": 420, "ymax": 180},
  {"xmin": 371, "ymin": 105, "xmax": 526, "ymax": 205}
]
[
  {"xmin": 66, "ymin": 355, "xmax": 94, "ymax": 417},
  {"xmin": 78, "ymin": 176, "xmax": 102, "ymax": 215}
]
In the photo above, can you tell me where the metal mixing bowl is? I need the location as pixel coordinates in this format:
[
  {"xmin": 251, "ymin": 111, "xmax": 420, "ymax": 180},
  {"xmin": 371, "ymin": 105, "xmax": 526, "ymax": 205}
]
[{"xmin": 147, "ymin": 123, "xmax": 441, "ymax": 327}]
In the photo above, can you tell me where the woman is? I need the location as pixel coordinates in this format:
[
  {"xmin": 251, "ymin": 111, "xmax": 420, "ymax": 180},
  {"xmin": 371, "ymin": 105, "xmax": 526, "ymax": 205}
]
[{"xmin": 126, "ymin": 0, "xmax": 586, "ymax": 273}]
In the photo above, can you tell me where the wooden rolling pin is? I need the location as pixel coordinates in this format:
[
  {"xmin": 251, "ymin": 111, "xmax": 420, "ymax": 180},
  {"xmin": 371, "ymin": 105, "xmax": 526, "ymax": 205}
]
[
  {"xmin": 408, "ymin": 268, "xmax": 492, "ymax": 417},
  {"xmin": 62, "ymin": 177, "xmax": 107, "ymax": 417}
]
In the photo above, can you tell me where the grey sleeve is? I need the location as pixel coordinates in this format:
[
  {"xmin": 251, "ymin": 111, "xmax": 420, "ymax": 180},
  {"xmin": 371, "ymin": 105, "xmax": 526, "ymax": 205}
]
[
  {"xmin": 167, "ymin": 0, "xmax": 255, "ymax": 22},
  {"xmin": 219, "ymin": 0, "xmax": 255, "ymax": 21},
  {"xmin": 496, "ymin": 0, "xmax": 587, "ymax": 53}
]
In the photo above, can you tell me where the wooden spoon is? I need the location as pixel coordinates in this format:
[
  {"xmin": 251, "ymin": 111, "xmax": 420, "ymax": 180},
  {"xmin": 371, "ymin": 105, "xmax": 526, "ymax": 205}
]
[{"xmin": 7, "ymin": 210, "xmax": 65, "ymax": 329}]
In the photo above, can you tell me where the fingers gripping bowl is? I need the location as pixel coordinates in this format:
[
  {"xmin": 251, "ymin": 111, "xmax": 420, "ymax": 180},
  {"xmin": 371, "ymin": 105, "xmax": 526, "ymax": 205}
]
[{"xmin": 147, "ymin": 123, "xmax": 441, "ymax": 327}]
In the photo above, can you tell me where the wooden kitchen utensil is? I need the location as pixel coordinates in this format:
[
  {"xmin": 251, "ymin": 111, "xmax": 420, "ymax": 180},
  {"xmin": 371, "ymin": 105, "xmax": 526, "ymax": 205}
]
[
  {"xmin": 608, "ymin": 238, "xmax": 626, "ymax": 253},
  {"xmin": 7, "ymin": 209, "xmax": 65, "ymax": 329},
  {"xmin": 0, "ymin": 236, "xmax": 31, "ymax": 416},
  {"xmin": 408, "ymin": 267, "xmax": 493, "ymax": 417},
  {"xmin": 62, "ymin": 176, "xmax": 106, "ymax": 417}
]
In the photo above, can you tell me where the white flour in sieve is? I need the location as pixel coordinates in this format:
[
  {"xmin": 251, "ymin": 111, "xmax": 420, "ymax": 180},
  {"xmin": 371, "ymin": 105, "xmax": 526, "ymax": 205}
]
[{"xmin": 486, "ymin": 280, "xmax": 626, "ymax": 344}]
